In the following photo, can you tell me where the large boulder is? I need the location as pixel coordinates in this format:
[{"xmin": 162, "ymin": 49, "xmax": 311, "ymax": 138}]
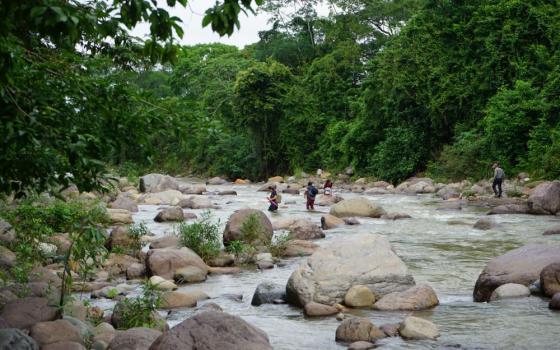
[
  {"xmin": 146, "ymin": 248, "xmax": 208, "ymax": 281},
  {"xmin": 286, "ymin": 234, "xmax": 415, "ymax": 306},
  {"xmin": 109, "ymin": 196, "xmax": 138, "ymax": 212},
  {"xmin": 149, "ymin": 311, "xmax": 272, "ymax": 350},
  {"xmin": 154, "ymin": 207, "xmax": 184, "ymax": 222},
  {"xmin": 30, "ymin": 320, "xmax": 82, "ymax": 347},
  {"xmin": 223, "ymin": 209, "xmax": 273, "ymax": 246},
  {"xmin": 108, "ymin": 327, "xmax": 161, "ymax": 350},
  {"xmin": 0, "ymin": 328, "xmax": 39, "ymax": 350},
  {"xmin": 540, "ymin": 262, "xmax": 560, "ymax": 297},
  {"xmin": 180, "ymin": 185, "xmax": 207, "ymax": 195},
  {"xmin": 251, "ymin": 282, "xmax": 286, "ymax": 306},
  {"xmin": 528, "ymin": 181, "xmax": 560, "ymax": 215},
  {"xmin": 139, "ymin": 174, "xmax": 179, "ymax": 193},
  {"xmin": 473, "ymin": 244, "xmax": 560, "ymax": 302},
  {"xmin": 489, "ymin": 283, "xmax": 531, "ymax": 301},
  {"xmin": 288, "ymin": 220, "xmax": 325, "ymax": 240},
  {"xmin": 335, "ymin": 318, "xmax": 385, "ymax": 343},
  {"xmin": 373, "ymin": 284, "xmax": 438, "ymax": 311},
  {"xmin": 329, "ymin": 198, "xmax": 386, "ymax": 218},
  {"xmin": 398, "ymin": 316, "xmax": 439, "ymax": 340},
  {"xmin": 141, "ymin": 190, "xmax": 184, "ymax": 206},
  {"xmin": 107, "ymin": 226, "xmax": 137, "ymax": 252},
  {"xmin": 0, "ymin": 297, "xmax": 57, "ymax": 329}
]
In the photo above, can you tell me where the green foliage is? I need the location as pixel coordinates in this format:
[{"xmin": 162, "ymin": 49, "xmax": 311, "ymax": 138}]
[
  {"xmin": 267, "ymin": 232, "xmax": 290, "ymax": 258},
  {"xmin": 127, "ymin": 222, "xmax": 149, "ymax": 256},
  {"xmin": 225, "ymin": 240, "xmax": 247, "ymax": 258},
  {"xmin": 177, "ymin": 211, "xmax": 221, "ymax": 261},
  {"xmin": 368, "ymin": 127, "xmax": 427, "ymax": 184},
  {"xmin": 240, "ymin": 213, "xmax": 267, "ymax": 245},
  {"xmin": 117, "ymin": 281, "xmax": 163, "ymax": 330}
]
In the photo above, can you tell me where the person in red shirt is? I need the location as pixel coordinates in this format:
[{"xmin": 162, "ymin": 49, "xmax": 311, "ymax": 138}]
[{"xmin": 323, "ymin": 179, "xmax": 333, "ymax": 196}]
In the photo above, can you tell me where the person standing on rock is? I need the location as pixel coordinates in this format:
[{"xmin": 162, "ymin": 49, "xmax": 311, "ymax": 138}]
[
  {"xmin": 305, "ymin": 182, "xmax": 318, "ymax": 210},
  {"xmin": 323, "ymin": 179, "xmax": 333, "ymax": 196},
  {"xmin": 267, "ymin": 186, "xmax": 279, "ymax": 212},
  {"xmin": 492, "ymin": 163, "xmax": 505, "ymax": 198}
]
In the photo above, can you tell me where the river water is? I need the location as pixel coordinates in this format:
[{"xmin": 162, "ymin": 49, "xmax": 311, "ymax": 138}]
[{"xmin": 119, "ymin": 181, "xmax": 560, "ymax": 349}]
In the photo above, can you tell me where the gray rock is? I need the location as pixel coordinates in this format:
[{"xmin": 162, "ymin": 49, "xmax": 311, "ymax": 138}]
[
  {"xmin": 223, "ymin": 209, "xmax": 273, "ymax": 246},
  {"xmin": 473, "ymin": 244, "xmax": 560, "ymax": 302},
  {"xmin": 146, "ymin": 247, "xmax": 208, "ymax": 281},
  {"xmin": 543, "ymin": 225, "xmax": 560, "ymax": 235},
  {"xmin": 251, "ymin": 282, "xmax": 286, "ymax": 306},
  {"xmin": 303, "ymin": 302, "xmax": 338, "ymax": 317},
  {"xmin": 286, "ymin": 234, "xmax": 414, "ymax": 306},
  {"xmin": 347, "ymin": 341, "xmax": 376, "ymax": 350},
  {"xmin": 528, "ymin": 181, "xmax": 560, "ymax": 215},
  {"xmin": 288, "ymin": 220, "xmax": 325, "ymax": 240},
  {"xmin": 330, "ymin": 197, "xmax": 386, "ymax": 218},
  {"xmin": 488, "ymin": 204, "xmax": 529, "ymax": 215},
  {"xmin": 0, "ymin": 328, "xmax": 39, "ymax": 350},
  {"xmin": 335, "ymin": 317, "xmax": 385, "ymax": 342},
  {"xmin": 140, "ymin": 174, "xmax": 179, "ymax": 193},
  {"xmin": 108, "ymin": 327, "xmax": 161, "ymax": 350},
  {"xmin": 473, "ymin": 217, "xmax": 498, "ymax": 230},
  {"xmin": 154, "ymin": 206, "xmax": 184, "ymax": 222},
  {"xmin": 549, "ymin": 292, "xmax": 560, "ymax": 310},
  {"xmin": 109, "ymin": 196, "xmax": 138, "ymax": 212},
  {"xmin": 0, "ymin": 297, "xmax": 57, "ymax": 329},
  {"xmin": 206, "ymin": 177, "xmax": 227, "ymax": 185},
  {"xmin": 399, "ymin": 316, "xmax": 439, "ymax": 340},
  {"xmin": 30, "ymin": 319, "xmax": 83, "ymax": 346},
  {"xmin": 0, "ymin": 220, "xmax": 16, "ymax": 245},
  {"xmin": 374, "ymin": 284, "xmax": 439, "ymax": 311},
  {"xmin": 148, "ymin": 311, "xmax": 272, "ymax": 350},
  {"xmin": 489, "ymin": 283, "xmax": 531, "ymax": 301},
  {"xmin": 540, "ymin": 262, "xmax": 560, "ymax": 297},
  {"xmin": 42, "ymin": 341, "xmax": 86, "ymax": 350}
]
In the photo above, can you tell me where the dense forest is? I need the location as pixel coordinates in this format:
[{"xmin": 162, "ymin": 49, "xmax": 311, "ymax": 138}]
[{"xmin": 2, "ymin": 0, "xmax": 559, "ymax": 196}]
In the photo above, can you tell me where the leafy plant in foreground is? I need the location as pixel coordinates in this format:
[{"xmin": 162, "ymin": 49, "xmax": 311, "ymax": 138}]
[{"xmin": 177, "ymin": 211, "xmax": 221, "ymax": 261}]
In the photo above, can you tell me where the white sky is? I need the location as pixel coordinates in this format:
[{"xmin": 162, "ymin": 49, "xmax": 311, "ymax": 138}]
[
  {"xmin": 131, "ymin": 0, "xmax": 332, "ymax": 48},
  {"xmin": 131, "ymin": 0, "xmax": 272, "ymax": 48}
]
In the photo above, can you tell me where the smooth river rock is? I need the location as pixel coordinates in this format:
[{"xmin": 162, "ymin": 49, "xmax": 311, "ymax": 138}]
[
  {"xmin": 399, "ymin": 316, "xmax": 440, "ymax": 340},
  {"xmin": 286, "ymin": 234, "xmax": 415, "ymax": 306},
  {"xmin": 489, "ymin": 283, "xmax": 531, "ymax": 301},
  {"xmin": 543, "ymin": 225, "xmax": 560, "ymax": 235},
  {"xmin": 146, "ymin": 247, "xmax": 209, "ymax": 281},
  {"xmin": 148, "ymin": 311, "xmax": 272, "ymax": 350},
  {"xmin": 304, "ymin": 302, "xmax": 338, "ymax": 317},
  {"xmin": 288, "ymin": 219, "xmax": 325, "ymax": 240},
  {"xmin": 108, "ymin": 327, "xmax": 161, "ymax": 350},
  {"xmin": 30, "ymin": 319, "xmax": 82, "ymax": 347},
  {"xmin": 154, "ymin": 206, "xmax": 184, "ymax": 222},
  {"xmin": 344, "ymin": 285, "xmax": 375, "ymax": 308},
  {"xmin": 540, "ymin": 262, "xmax": 560, "ymax": 297},
  {"xmin": 251, "ymin": 282, "xmax": 286, "ymax": 306},
  {"xmin": 549, "ymin": 292, "xmax": 560, "ymax": 310},
  {"xmin": 335, "ymin": 317, "xmax": 385, "ymax": 343},
  {"xmin": 0, "ymin": 297, "xmax": 57, "ymax": 329},
  {"xmin": 473, "ymin": 244, "xmax": 560, "ymax": 302},
  {"xmin": 373, "ymin": 284, "xmax": 439, "ymax": 310},
  {"xmin": 282, "ymin": 240, "xmax": 319, "ymax": 257},
  {"xmin": 321, "ymin": 214, "xmax": 345, "ymax": 230},
  {"xmin": 329, "ymin": 197, "xmax": 386, "ymax": 218}
]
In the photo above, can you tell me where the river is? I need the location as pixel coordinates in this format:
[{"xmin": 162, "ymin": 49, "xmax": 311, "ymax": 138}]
[{"xmin": 107, "ymin": 180, "xmax": 560, "ymax": 349}]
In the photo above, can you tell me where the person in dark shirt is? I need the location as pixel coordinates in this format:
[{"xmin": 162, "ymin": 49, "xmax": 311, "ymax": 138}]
[
  {"xmin": 267, "ymin": 186, "xmax": 278, "ymax": 211},
  {"xmin": 305, "ymin": 182, "xmax": 318, "ymax": 210},
  {"xmin": 492, "ymin": 163, "xmax": 505, "ymax": 198}
]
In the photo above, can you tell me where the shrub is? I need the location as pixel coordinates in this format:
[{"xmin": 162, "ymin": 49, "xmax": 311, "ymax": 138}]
[
  {"xmin": 225, "ymin": 240, "xmax": 247, "ymax": 258},
  {"xmin": 116, "ymin": 281, "xmax": 163, "ymax": 330},
  {"xmin": 267, "ymin": 232, "xmax": 290, "ymax": 258},
  {"xmin": 240, "ymin": 213, "xmax": 268, "ymax": 245},
  {"xmin": 177, "ymin": 211, "xmax": 221, "ymax": 261},
  {"xmin": 127, "ymin": 222, "xmax": 150, "ymax": 256}
]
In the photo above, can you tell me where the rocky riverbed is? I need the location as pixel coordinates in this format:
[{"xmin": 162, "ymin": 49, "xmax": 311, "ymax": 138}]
[{"xmin": 1, "ymin": 174, "xmax": 559, "ymax": 349}]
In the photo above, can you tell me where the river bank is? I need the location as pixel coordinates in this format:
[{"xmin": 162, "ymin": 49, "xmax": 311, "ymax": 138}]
[{"xmin": 0, "ymin": 174, "xmax": 559, "ymax": 349}]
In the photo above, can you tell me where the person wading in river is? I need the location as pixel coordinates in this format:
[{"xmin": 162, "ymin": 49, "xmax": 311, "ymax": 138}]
[
  {"xmin": 267, "ymin": 186, "xmax": 279, "ymax": 212},
  {"xmin": 492, "ymin": 163, "xmax": 505, "ymax": 198},
  {"xmin": 305, "ymin": 182, "xmax": 318, "ymax": 210}
]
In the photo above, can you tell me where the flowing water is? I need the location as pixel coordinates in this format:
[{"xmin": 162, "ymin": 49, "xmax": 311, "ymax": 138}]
[{"xmin": 99, "ymin": 180, "xmax": 560, "ymax": 349}]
